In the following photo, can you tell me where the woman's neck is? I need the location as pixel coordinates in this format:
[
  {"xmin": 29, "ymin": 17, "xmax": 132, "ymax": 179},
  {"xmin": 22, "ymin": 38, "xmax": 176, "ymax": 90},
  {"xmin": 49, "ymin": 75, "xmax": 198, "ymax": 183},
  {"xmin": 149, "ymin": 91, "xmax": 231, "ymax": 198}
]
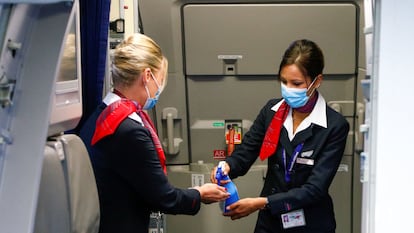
[
  {"xmin": 113, "ymin": 88, "xmax": 127, "ymax": 98},
  {"xmin": 292, "ymin": 110, "xmax": 311, "ymax": 134}
]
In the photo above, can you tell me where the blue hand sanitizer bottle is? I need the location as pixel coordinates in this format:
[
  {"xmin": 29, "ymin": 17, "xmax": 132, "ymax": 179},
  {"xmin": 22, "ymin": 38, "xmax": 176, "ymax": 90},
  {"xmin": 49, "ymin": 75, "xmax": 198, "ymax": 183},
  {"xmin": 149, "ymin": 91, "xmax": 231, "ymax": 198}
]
[{"xmin": 216, "ymin": 161, "xmax": 239, "ymax": 213}]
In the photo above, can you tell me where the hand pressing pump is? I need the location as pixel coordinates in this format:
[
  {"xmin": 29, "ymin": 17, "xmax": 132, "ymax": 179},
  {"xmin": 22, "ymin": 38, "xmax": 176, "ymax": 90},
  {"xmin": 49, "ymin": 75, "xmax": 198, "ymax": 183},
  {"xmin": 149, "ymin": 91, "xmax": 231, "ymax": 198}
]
[{"xmin": 215, "ymin": 161, "xmax": 239, "ymax": 213}]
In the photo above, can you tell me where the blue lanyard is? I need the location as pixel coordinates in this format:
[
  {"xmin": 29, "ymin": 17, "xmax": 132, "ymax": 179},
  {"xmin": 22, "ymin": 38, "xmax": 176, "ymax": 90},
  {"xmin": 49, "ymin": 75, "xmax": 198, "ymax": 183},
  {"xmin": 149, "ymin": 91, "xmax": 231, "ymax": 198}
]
[{"xmin": 282, "ymin": 143, "xmax": 304, "ymax": 183}]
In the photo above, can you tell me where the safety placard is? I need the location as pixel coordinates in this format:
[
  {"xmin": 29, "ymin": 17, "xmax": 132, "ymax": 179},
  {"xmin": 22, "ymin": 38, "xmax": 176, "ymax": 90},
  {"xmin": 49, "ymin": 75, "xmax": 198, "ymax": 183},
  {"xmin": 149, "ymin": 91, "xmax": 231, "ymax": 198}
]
[{"xmin": 191, "ymin": 174, "xmax": 205, "ymax": 187}]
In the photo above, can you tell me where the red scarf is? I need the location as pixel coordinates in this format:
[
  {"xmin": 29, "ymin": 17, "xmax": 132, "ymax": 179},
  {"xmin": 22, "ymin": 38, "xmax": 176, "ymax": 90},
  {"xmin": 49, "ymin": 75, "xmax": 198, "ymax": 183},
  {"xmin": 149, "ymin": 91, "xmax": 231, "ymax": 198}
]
[
  {"xmin": 91, "ymin": 95, "xmax": 167, "ymax": 174},
  {"xmin": 259, "ymin": 101, "xmax": 290, "ymax": 160}
]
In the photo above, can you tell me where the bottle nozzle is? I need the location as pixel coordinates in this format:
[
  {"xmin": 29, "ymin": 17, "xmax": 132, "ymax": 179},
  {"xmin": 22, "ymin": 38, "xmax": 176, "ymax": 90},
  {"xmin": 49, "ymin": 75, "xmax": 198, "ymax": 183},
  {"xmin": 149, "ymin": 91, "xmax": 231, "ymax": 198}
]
[
  {"xmin": 215, "ymin": 166, "xmax": 222, "ymax": 184},
  {"xmin": 216, "ymin": 161, "xmax": 229, "ymax": 185}
]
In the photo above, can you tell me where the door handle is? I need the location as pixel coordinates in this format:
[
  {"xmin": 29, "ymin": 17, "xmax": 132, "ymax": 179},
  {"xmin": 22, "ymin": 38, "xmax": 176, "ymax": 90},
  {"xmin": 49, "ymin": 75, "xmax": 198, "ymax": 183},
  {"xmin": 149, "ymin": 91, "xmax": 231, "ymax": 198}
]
[
  {"xmin": 355, "ymin": 102, "xmax": 365, "ymax": 153},
  {"xmin": 162, "ymin": 107, "xmax": 183, "ymax": 155}
]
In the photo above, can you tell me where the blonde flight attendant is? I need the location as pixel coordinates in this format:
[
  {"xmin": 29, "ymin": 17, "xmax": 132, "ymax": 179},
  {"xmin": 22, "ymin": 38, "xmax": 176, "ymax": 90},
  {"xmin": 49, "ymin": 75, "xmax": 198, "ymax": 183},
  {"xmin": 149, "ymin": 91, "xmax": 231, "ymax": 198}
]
[{"xmin": 80, "ymin": 33, "xmax": 229, "ymax": 233}]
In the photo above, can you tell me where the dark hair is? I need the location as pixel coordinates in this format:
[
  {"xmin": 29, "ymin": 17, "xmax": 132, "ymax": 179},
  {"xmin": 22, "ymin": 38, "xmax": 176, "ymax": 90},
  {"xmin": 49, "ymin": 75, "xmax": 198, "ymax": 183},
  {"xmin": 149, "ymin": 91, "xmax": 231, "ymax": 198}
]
[{"xmin": 278, "ymin": 39, "xmax": 324, "ymax": 81}]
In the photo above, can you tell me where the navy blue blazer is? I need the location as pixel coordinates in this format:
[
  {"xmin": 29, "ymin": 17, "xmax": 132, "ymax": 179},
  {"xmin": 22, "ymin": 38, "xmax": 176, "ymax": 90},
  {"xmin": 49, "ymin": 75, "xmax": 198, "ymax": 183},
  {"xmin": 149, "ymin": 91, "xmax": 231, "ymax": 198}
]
[
  {"xmin": 226, "ymin": 98, "xmax": 349, "ymax": 233},
  {"xmin": 80, "ymin": 103, "xmax": 201, "ymax": 233}
]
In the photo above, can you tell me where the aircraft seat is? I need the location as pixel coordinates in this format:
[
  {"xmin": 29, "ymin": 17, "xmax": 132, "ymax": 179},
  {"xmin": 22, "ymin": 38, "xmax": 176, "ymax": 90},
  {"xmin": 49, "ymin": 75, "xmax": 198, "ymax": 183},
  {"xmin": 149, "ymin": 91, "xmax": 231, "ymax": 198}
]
[
  {"xmin": 34, "ymin": 145, "xmax": 71, "ymax": 233},
  {"xmin": 34, "ymin": 134, "xmax": 100, "ymax": 233},
  {"xmin": 58, "ymin": 134, "xmax": 100, "ymax": 233}
]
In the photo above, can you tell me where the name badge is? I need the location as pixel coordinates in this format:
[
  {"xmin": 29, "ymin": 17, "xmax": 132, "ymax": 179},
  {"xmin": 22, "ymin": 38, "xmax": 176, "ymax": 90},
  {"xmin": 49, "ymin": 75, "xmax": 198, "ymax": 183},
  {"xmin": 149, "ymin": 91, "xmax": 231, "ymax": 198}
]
[
  {"xmin": 281, "ymin": 209, "xmax": 306, "ymax": 229},
  {"xmin": 301, "ymin": 150, "xmax": 313, "ymax": 157},
  {"xmin": 296, "ymin": 158, "xmax": 314, "ymax": 165}
]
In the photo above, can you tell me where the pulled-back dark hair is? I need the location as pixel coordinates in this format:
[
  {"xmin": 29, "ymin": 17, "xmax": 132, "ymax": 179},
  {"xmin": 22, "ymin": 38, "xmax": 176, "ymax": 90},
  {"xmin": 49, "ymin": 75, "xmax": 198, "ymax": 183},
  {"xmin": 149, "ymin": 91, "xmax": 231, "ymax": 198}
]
[{"xmin": 278, "ymin": 39, "xmax": 324, "ymax": 81}]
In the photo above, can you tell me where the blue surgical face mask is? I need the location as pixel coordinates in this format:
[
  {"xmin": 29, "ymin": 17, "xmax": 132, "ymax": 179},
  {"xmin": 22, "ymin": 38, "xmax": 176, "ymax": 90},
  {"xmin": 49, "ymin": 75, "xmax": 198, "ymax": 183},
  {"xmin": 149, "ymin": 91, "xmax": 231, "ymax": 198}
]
[
  {"xmin": 281, "ymin": 78, "xmax": 317, "ymax": 108},
  {"xmin": 143, "ymin": 72, "xmax": 162, "ymax": 110}
]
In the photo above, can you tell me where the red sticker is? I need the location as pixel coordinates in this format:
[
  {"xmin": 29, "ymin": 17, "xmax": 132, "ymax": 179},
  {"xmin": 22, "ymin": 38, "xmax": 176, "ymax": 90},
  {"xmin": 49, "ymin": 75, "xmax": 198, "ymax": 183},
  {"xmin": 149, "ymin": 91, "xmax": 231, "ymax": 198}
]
[{"xmin": 213, "ymin": 150, "xmax": 226, "ymax": 159}]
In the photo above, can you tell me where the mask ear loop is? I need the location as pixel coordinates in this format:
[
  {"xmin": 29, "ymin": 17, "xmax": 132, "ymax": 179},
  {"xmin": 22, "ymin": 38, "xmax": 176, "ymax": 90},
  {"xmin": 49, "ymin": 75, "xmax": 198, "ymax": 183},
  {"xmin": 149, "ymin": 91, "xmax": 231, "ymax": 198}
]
[
  {"xmin": 306, "ymin": 75, "xmax": 321, "ymax": 96},
  {"xmin": 150, "ymin": 71, "xmax": 164, "ymax": 93},
  {"xmin": 142, "ymin": 69, "xmax": 155, "ymax": 99},
  {"xmin": 144, "ymin": 82, "xmax": 151, "ymax": 99}
]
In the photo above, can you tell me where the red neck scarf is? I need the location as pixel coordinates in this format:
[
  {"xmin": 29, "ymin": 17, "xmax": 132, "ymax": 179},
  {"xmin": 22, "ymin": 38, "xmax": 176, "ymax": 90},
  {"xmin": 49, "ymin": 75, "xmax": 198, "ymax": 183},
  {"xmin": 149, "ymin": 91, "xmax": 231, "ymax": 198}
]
[
  {"xmin": 91, "ymin": 91, "xmax": 167, "ymax": 174},
  {"xmin": 259, "ymin": 101, "xmax": 290, "ymax": 160}
]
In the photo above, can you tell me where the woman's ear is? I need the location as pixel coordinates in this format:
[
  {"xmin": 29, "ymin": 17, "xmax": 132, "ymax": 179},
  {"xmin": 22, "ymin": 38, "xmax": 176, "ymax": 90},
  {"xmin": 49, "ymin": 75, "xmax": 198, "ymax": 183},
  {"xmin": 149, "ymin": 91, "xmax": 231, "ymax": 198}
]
[
  {"xmin": 307, "ymin": 74, "xmax": 323, "ymax": 96},
  {"xmin": 141, "ymin": 68, "xmax": 152, "ymax": 84},
  {"xmin": 315, "ymin": 74, "xmax": 323, "ymax": 88}
]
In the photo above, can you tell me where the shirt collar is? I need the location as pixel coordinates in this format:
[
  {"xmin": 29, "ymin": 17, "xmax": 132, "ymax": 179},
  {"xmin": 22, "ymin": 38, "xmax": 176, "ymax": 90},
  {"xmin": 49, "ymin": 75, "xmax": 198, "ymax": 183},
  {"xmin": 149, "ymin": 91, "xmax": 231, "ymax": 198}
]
[
  {"xmin": 103, "ymin": 92, "xmax": 121, "ymax": 105},
  {"xmin": 271, "ymin": 94, "xmax": 327, "ymax": 140},
  {"xmin": 102, "ymin": 92, "xmax": 143, "ymax": 125},
  {"xmin": 301, "ymin": 94, "xmax": 327, "ymax": 128}
]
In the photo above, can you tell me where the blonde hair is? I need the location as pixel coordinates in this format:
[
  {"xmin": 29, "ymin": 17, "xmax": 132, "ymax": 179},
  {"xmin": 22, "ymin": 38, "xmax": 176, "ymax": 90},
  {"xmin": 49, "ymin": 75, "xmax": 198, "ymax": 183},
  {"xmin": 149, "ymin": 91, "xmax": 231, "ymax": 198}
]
[{"xmin": 111, "ymin": 33, "xmax": 167, "ymax": 88}]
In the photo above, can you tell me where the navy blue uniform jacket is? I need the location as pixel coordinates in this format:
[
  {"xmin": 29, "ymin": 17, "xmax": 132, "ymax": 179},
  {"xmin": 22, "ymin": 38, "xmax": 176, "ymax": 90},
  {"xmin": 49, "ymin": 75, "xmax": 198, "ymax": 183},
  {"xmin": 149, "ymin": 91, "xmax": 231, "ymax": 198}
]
[
  {"xmin": 80, "ymin": 102, "xmax": 201, "ymax": 233},
  {"xmin": 226, "ymin": 98, "xmax": 349, "ymax": 233}
]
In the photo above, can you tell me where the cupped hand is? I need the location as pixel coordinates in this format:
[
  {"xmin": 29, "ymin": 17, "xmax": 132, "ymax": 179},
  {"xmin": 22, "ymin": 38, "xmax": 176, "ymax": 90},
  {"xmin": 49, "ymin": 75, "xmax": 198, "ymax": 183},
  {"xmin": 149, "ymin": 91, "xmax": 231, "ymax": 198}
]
[
  {"xmin": 194, "ymin": 183, "xmax": 230, "ymax": 204},
  {"xmin": 223, "ymin": 197, "xmax": 267, "ymax": 220}
]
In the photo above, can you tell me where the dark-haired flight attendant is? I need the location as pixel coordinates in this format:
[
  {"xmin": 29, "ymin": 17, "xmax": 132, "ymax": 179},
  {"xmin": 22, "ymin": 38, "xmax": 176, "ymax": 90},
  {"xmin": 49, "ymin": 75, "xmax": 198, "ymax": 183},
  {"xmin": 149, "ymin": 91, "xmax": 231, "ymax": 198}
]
[{"xmin": 211, "ymin": 39, "xmax": 349, "ymax": 233}]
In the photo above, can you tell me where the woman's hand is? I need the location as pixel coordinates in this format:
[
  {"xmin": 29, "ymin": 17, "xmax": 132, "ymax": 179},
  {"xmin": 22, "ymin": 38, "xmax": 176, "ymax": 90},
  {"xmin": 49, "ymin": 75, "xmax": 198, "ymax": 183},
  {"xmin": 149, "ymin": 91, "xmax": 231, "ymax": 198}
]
[
  {"xmin": 210, "ymin": 162, "xmax": 231, "ymax": 184},
  {"xmin": 193, "ymin": 183, "xmax": 230, "ymax": 204},
  {"xmin": 223, "ymin": 197, "xmax": 268, "ymax": 220}
]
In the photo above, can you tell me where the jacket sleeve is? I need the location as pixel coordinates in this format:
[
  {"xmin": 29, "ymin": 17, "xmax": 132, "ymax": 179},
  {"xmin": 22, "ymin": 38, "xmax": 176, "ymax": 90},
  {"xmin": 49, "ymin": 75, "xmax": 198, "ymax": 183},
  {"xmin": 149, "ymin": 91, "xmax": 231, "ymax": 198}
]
[
  {"xmin": 226, "ymin": 99, "xmax": 279, "ymax": 178},
  {"xmin": 109, "ymin": 119, "xmax": 201, "ymax": 215}
]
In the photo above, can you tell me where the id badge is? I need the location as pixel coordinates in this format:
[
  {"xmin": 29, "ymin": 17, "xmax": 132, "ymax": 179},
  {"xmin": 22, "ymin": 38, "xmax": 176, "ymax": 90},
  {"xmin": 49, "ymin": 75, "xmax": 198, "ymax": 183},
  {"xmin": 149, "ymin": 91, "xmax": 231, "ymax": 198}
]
[
  {"xmin": 149, "ymin": 212, "xmax": 165, "ymax": 233},
  {"xmin": 281, "ymin": 209, "xmax": 306, "ymax": 229}
]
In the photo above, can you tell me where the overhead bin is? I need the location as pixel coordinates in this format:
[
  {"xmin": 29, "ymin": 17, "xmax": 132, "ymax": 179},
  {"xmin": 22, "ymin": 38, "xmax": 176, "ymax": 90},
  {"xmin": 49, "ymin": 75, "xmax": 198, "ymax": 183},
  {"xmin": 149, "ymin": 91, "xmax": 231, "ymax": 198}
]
[{"xmin": 183, "ymin": 3, "xmax": 357, "ymax": 76}]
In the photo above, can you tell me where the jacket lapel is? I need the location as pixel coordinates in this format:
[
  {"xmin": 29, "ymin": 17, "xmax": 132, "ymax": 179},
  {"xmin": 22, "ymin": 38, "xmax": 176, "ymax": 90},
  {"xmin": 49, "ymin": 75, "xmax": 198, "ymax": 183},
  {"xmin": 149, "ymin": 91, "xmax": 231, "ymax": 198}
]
[
  {"xmin": 279, "ymin": 128, "xmax": 293, "ymax": 155},
  {"xmin": 292, "ymin": 124, "xmax": 315, "ymax": 146}
]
